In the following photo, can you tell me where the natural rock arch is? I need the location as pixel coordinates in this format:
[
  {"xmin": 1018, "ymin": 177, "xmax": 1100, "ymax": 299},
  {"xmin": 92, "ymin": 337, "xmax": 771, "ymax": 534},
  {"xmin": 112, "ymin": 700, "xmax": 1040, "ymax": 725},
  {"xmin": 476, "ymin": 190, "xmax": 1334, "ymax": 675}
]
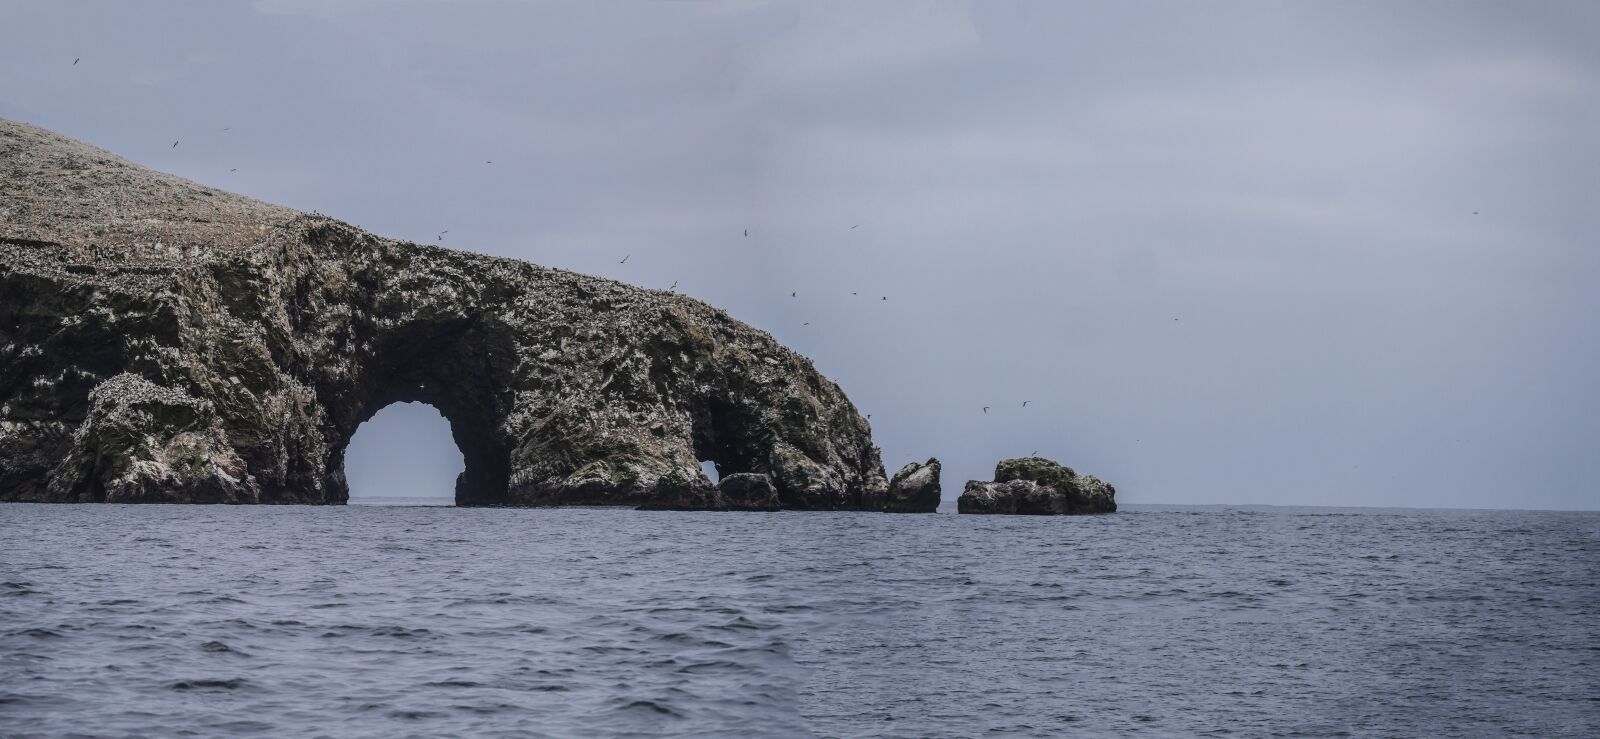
[
  {"xmin": 0, "ymin": 119, "xmax": 903, "ymax": 509},
  {"xmin": 342, "ymin": 401, "xmax": 465, "ymax": 501}
]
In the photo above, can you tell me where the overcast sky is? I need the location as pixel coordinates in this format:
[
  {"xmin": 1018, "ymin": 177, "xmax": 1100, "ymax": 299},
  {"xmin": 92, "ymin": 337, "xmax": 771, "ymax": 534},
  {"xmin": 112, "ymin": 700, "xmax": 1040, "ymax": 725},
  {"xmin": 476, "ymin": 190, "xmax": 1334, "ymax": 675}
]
[{"xmin": 3, "ymin": 1, "xmax": 1595, "ymax": 509}]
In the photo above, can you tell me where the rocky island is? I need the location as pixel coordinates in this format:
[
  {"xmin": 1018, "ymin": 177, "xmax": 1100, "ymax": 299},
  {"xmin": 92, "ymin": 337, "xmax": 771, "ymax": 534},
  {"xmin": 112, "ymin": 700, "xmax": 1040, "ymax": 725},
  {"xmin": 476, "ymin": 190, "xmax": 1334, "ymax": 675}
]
[
  {"xmin": 0, "ymin": 119, "xmax": 946, "ymax": 511},
  {"xmin": 958, "ymin": 457, "xmax": 1117, "ymax": 515}
]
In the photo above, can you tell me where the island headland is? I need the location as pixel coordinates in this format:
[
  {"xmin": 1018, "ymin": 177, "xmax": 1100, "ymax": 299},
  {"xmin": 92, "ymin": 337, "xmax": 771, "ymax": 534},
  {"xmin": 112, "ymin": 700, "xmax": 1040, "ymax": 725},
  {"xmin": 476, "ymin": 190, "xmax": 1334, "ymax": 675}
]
[{"xmin": 1, "ymin": 119, "xmax": 1111, "ymax": 514}]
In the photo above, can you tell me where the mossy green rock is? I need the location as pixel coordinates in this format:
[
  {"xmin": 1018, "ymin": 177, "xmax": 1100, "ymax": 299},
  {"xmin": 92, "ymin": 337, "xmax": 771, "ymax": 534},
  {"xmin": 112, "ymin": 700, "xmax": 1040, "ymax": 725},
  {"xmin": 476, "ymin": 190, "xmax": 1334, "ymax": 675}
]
[{"xmin": 0, "ymin": 119, "xmax": 889, "ymax": 508}]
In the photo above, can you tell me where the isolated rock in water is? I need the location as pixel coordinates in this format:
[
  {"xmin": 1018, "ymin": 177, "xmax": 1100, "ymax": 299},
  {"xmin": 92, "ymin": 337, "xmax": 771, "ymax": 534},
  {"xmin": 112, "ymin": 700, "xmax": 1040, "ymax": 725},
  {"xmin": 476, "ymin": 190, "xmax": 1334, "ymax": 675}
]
[
  {"xmin": 884, "ymin": 458, "xmax": 941, "ymax": 512},
  {"xmin": 716, "ymin": 473, "xmax": 782, "ymax": 511},
  {"xmin": 0, "ymin": 119, "xmax": 888, "ymax": 507},
  {"xmin": 957, "ymin": 457, "xmax": 1116, "ymax": 514}
]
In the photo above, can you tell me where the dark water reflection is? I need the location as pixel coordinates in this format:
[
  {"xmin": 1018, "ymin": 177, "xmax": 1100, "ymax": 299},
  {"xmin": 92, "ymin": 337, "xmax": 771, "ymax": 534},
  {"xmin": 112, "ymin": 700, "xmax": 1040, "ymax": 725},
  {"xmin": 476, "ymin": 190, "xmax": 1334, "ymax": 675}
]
[{"xmin": 2, "ymin": 505, "xmax": 1596, "ymax": 737}]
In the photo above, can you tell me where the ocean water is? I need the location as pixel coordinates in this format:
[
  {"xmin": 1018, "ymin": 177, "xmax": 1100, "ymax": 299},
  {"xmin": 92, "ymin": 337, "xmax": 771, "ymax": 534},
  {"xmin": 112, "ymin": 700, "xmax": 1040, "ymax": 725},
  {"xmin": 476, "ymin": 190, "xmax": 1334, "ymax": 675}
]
[{"xmin": 1, "ymin": 504, "xmax": 1595, "ymax": 737}]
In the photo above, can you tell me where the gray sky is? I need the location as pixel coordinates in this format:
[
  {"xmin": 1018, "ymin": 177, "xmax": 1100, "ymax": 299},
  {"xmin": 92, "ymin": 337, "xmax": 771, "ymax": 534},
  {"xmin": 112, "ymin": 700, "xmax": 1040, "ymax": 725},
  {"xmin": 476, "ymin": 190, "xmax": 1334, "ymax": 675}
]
[{"xmin": 3, "ymin": 1, "xmax": 1595, "ymax": 509}]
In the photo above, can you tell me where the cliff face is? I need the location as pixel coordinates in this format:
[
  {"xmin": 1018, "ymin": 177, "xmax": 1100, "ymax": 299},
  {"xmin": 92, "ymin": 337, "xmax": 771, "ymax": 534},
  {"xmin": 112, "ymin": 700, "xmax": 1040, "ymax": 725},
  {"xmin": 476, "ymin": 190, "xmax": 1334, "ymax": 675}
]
[{"xmin": 0, "ymin": 119, "xmax": 890, "ymax": 507}]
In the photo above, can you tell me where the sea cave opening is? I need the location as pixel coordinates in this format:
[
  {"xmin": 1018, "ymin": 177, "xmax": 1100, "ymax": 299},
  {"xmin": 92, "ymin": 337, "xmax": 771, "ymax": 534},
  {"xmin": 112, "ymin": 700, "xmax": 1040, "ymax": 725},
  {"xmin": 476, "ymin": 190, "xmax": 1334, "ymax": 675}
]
[
  {"xmin": 700, "ymin": 460, "xmax": 721, "ymax": 485},
  {"xmin": 346, "ymin": 402, "xmax": 464, "ymax": 506},
  {"xmin": 689, "ymin": 397, "xmax": 765, "ymax": 490}
]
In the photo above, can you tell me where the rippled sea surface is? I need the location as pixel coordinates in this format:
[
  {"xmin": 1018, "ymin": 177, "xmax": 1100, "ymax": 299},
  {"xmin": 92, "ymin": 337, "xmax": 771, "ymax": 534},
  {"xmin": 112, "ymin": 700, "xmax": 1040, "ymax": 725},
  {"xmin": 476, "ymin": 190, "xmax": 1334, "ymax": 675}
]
[{"xmin": 2, "ymin": 504, "xmax": 1596, "ymax": 737}]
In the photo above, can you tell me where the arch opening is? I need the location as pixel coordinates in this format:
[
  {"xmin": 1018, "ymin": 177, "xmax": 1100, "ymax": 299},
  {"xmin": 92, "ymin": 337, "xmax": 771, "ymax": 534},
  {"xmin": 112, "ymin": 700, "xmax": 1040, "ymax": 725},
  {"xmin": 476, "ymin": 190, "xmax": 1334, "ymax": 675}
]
[
  {"xmin": 346, "ymin": 402, "xmax": 463, "ymax": 506},
  {"xmin": 699, "ymin": 460, "xmax": 721, "ymax": 485},
  {"xmin": 688, "ymin": 395, "xmax": 789, "ymax": 501},
  {"xmin": 329, "ymin": 317, "xmax": 518, "ymax": 506}
]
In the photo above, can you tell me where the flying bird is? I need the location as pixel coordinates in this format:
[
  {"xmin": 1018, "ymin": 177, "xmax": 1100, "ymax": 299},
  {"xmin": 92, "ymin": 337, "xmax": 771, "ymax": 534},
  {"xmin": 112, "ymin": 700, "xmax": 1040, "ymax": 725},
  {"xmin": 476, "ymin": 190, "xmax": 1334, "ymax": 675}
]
[
  {"xmin": 668, "ymin": 280, "xmax": 678, "ymax": 291},
  {"xmin": 850, "ymin": 224, "xmax": 858, "ymax": 229},
  {"xmin": 803, "ymin": 322, "xmax": 810, "ymax": 326},
  {"xmin": 791, "ymin": 292, "xmax": 796, "ymax": 298},
  {"xmin": 171, "ymin": 140, "xmax": 179, "ymax": 148},
  {"xmin": 436, "ymin": 230, "xmax": 448, "ymax": 241},
  {"xmin": 620, "ymin": 255, "xmax": 630, "ymax": 264},
  {"xmin": 881, "ymin": 296, "xmax": 887, "ymax": 301},
  {"xmin": 229, "ymin": 168, "xmax": 236, "ymax": 172},
  {"xmin": 73, "ymin": 58, "xmax": 80, "ymax": 66},
  {"xmin": 744, "ymin": 229, "xmax": 748, "ymax": 237},
  {"xmin": 982, "ymin": 406, "xmax": 989, "ymax": 414},
  {"xmin": 485, "ymin": 160, "xmax": 492, "ymax": 164},
  {"xmin": 867, "ymin": 414, "xmax": 872, "ymax": 420},
  {"xmin": 1022, "ymin": 401, "xmax": 1030, "ymax": 407}
]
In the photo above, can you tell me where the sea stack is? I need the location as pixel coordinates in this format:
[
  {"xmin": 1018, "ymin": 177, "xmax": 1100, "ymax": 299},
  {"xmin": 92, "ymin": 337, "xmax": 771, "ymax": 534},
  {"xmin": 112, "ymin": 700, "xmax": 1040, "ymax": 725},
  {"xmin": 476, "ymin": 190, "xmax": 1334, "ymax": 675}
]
[
  {"xmin": 883, "ymin": 458, "xmax": 941, "ymax": 512},
  {"xmin": 958, "ymin": 457, "xmax": 1116, "ymax": 514},
  {"xmin": 0, "ymin": 119, "xmax": 891, "ymax": 508}
]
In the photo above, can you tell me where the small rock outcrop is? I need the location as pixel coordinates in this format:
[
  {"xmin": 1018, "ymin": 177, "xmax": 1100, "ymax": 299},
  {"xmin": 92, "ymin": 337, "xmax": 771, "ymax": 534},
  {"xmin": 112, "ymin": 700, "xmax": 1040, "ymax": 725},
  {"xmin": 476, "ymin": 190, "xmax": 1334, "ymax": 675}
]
[
  {"xmin": 0, "ymin": 118, "xmax": 890, "ymax": 508},
  {"xmin": 957, "ymin": 457, "xmax": 1116, "ymax": 515},
  {"xmin": 883, "ymin": 458, "xmax": 941, "ymax": 512}
]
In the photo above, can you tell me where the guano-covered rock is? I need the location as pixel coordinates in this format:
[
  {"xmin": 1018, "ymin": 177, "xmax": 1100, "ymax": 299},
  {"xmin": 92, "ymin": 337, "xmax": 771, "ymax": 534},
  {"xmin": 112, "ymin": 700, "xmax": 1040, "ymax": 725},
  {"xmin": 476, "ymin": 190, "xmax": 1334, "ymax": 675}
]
[
  {"xmin": 957, "ymin": 456, "xmax": 1116, "ymax": 515},
  {"xmin": 884, "ymin": 458, "xmax": 941, "ymax": 512},
  {"xmin": 0, "ymin": 119, "xmax": 891, "ymax": 508}
]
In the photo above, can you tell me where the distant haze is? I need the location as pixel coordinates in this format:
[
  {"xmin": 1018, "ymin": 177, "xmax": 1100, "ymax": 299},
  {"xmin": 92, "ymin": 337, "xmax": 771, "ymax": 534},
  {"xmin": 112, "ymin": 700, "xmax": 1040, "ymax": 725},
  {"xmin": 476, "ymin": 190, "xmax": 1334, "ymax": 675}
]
[{"xmin": 3, "ymin": 1, "xmax": 1595, "ymax": 509}]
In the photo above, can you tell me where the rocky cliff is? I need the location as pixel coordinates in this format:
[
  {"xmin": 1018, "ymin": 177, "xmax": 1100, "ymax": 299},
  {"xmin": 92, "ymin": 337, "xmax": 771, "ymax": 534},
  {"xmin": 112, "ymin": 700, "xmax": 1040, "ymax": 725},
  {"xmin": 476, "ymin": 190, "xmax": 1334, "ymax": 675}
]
[{"xmin": 0, "ymin": 119, "xmax": 895, "ymax": 508}]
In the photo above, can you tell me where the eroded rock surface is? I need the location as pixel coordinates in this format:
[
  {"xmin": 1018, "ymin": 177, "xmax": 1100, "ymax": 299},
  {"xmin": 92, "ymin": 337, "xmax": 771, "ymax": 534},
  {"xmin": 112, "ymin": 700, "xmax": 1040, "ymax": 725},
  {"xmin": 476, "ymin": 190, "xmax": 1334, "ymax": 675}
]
[
  {"xmin": 884, "ymin": 458, "xmax": 941, "ymax": 512},
  {"xmin": 716, "ymin": 473, "xmax": 782, "ymax": 511},
  {"xmin": 0, "ymin": 119, "xmax": 890, "ymax": 508},
  {"xmin": 957, "ymin": 457, "xmax": 1116, "ymax": 514}
]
